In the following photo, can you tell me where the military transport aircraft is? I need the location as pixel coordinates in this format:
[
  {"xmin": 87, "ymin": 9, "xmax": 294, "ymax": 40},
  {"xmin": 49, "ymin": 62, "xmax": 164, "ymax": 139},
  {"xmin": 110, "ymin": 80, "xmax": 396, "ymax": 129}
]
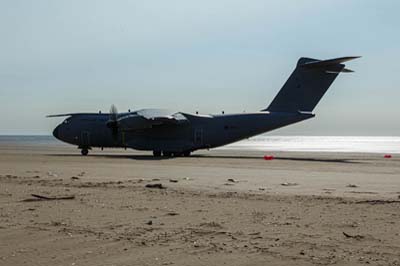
[{"xmin": 49, "ymin": 56, "xmax": 359, "ymax": 157}]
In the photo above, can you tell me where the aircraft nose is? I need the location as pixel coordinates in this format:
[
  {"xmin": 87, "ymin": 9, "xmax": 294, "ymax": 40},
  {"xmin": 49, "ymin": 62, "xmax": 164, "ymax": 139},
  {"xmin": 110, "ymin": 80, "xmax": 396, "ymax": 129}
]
[{"xmin": 52, "ymin": 125, "xmax": 60, "ymax": 139}]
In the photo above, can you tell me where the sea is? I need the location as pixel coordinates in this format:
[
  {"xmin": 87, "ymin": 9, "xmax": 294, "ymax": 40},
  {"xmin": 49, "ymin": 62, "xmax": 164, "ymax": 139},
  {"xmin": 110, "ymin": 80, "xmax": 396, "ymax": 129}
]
[
  {"xmin": 223, "ymin": 136, "xmax": 400, "ymax": 154},
  {"xmin": 0, "ymin": 135, "xmax": 399, "ymax": 154}
]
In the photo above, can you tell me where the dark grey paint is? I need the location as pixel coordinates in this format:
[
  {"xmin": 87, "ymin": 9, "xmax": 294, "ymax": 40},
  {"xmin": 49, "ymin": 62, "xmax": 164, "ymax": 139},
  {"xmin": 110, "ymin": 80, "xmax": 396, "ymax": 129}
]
[{"xmin": 50, "ymin": 57, "xmax": 359, "ymax": 155}]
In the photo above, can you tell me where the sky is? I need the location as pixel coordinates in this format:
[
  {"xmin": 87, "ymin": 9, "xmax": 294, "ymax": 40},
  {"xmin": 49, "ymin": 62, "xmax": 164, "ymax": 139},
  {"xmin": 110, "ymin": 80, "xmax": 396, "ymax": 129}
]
[{"xmin": 0, "ymin": 0, "xmax": 399, "ymax": 135}]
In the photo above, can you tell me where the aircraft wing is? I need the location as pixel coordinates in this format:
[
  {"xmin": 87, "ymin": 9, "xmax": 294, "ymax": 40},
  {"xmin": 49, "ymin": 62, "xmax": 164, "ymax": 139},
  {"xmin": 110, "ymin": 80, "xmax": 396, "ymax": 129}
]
[
  {"xmin": 135, "ymin": 109, "xmax": 189, "ymax": 125},
  {"xmin": 117, "ymin": 109, "xmax": 189, "ymax": 131},
  {"xmin": 48, "ymin": 108, "xmax": 191, "ymax": 131},
  {"xmin": 46, "ymin": 113, "xmax": 99, "ymax": 118}
]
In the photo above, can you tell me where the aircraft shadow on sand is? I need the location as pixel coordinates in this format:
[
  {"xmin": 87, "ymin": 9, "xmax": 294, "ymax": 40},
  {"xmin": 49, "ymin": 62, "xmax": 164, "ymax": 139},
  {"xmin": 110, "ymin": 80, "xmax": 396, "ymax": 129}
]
[{"xmin": 47, "ymin": 153, "xmax": 364, "ymax": 164}]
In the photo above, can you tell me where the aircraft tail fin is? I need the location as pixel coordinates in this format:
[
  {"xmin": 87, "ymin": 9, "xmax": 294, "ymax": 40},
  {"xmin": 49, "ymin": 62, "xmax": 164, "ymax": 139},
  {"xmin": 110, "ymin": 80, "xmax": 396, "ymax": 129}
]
[{"xmin": 265, "ymin": 56, "xmax": 360, "ymax": 112}]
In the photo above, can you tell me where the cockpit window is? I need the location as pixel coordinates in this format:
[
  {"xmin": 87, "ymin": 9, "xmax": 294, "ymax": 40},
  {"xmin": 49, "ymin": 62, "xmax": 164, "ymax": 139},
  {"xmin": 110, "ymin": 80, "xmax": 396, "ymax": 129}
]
[{"xmin": 63, "ymin": 118, "xmax": 71, "ymax": 124}]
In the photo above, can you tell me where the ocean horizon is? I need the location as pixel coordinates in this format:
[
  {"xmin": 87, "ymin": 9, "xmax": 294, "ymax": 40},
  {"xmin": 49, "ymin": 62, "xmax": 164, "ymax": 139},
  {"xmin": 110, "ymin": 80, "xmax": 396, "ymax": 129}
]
[{"xmin": 0, "ymin": 135, "xmax": 399, "ymax": 154}]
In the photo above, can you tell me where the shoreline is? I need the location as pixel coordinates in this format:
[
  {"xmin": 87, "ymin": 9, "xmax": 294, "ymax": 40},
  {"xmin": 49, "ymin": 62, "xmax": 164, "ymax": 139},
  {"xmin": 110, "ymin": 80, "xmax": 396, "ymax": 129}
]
[{"xmin": 1, "ymin": 135, "xmax": 399, "ymax": 155}]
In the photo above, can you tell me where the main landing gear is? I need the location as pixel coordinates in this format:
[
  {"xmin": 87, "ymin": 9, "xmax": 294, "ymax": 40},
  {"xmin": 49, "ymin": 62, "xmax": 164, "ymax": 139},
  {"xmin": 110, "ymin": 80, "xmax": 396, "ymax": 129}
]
[
  {"xmin": 153, "ymin": 150, "xmax": 162, "ymax": 157},
  {"xmin": 152, "ymin": 150, "xmax": 191, "ymax": 157},
  {"xmin": 81, "ymin": 148, "xmax": 89, "ymax": 156}
]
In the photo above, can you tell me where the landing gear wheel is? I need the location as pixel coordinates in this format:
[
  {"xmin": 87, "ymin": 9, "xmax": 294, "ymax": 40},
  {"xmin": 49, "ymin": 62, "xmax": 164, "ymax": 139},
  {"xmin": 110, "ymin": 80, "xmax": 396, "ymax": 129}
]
[
  {"xmin": 81, "ymin": 148, "xmax": 89, "ymax": 156},
  {"xmin": 162, "ymin": 151, "xmax": 172, "ymax": 157},
  {"xmin": 183, "ymin": 151, "xmax": 191, "ymax": 157},
  {"xmin": 153, "ymin": 150, "xmax": 162, "ymax": 157}
]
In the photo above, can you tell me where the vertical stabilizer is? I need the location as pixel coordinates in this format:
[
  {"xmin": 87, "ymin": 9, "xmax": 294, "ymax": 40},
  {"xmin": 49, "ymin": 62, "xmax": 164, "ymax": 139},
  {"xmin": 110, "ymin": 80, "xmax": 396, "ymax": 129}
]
[{"xmin": 265, "ymin": 56, "xmax": 360, "ymax": 112}]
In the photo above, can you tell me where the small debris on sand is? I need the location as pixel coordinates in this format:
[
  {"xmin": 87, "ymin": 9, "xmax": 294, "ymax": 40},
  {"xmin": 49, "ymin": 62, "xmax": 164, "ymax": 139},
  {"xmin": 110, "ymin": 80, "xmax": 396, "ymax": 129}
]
[
  {"xmin": 355, "ymin": 200, "xmax": 400, "ymax": 205},
  {"xmin": 169, "ymin": 179, "xmax": 178, "ymax": 183},
  {"xmin": 46, "ymin": 171, "xmax": 58, "ymax": 178},
  {"xmin": 146, "ymin": 220, "xmax": 153, "ymax": 225},
  {"xmin": 22, "ymin": 194, "xmax": 75, "ymax": 202},
  {"xmin": 343, "ymin": 232, "xmax": 365, "ymax": 240},
  {"xmin": 71, "ymin": 176, "xmax": 80, "ymax": 180},
  {"xmin": 227, "ymin": 178, "xmax": 238, "ymax": 183},
  {"xmin": 281, "ymin": 182, "xmax": 298, "ymax": 186},
  {"xmin": 199, "ymin": 221, "xmax": 223, "ymax": 228},
  {"xmin": 347, "ymin": 184, "xmax": 359, "ymax": 188},
  {"xmin": 166, "ymin": 212, "xmax": 179, "ymax": 216},
  {"xmin": 145, "ymin": 183, "xmax": 166, "ymax": 189},
  {"xmin": 346, "ymin": 191, "xmax": 377, "ymax": 195},
  {"xmin": 26, "ymin": 170, "xmax": 40, "ymax": 174}
]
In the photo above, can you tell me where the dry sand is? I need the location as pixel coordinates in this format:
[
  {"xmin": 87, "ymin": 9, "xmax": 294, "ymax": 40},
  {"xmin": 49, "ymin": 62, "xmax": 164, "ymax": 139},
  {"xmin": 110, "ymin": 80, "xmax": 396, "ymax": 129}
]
[{"xmin": 1, "ymin": 143, "xmax": 400, "ymax": 265}]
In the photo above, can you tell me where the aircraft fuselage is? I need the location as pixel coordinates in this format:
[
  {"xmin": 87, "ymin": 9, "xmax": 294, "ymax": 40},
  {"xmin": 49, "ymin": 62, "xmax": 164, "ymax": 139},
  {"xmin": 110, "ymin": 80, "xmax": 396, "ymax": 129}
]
[{"xmin": 53, "ymin": 111, "xmax": 313, "ymax": 154}]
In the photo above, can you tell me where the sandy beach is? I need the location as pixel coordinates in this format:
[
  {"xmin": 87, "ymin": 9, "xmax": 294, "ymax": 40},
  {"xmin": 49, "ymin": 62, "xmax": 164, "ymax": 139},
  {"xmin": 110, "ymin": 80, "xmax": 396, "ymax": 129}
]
[{"xmin": 1, "ymin": 143, "xmax": 400, "ymax": 265}]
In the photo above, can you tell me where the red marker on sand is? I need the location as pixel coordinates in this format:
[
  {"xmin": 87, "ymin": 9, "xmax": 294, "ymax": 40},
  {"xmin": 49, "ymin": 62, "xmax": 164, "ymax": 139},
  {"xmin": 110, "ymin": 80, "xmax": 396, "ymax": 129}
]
[
  {"xmin": 264, "ymin": 155, "xmax": 274, "ymax": 160},
  {"xmin": 384, "ymin": 154, "xmax": 392, "ymax": 159}
]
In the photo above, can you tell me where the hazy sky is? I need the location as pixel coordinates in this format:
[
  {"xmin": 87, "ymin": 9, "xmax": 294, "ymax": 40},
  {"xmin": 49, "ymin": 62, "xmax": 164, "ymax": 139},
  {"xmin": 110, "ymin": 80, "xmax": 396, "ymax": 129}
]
[{"xmin": 1, "ymin": 0, "xmax": 399, "ymax": 135}]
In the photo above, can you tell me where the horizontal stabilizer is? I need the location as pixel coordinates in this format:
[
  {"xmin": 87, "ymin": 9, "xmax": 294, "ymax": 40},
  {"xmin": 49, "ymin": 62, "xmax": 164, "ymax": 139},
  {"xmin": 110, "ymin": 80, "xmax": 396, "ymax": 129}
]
[
  {"xmin": 300, "ymin": 56, "xmax": 360, "ymax": 73},
  {"xmin": 341, "ymin": 68, "xmax": 354, "ymax": 73},
  {"xmin": 326, "ymin": 68, "xmax": 354, "ymax": 74},
  {"xmin": 300, "ymin": 56, "xmax": 361, "ymax": 68}
]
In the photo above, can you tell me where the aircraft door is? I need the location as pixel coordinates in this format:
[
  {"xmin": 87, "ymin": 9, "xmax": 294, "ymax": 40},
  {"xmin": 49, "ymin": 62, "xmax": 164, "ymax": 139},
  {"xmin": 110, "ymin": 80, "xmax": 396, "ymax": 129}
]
[
  {"xmin": 81, "ymin": 131, "xmax": 90, "ymax": 147},
  {"xmin": 194, "ymin": 128, "xmax": 203, "ymax": 146}
]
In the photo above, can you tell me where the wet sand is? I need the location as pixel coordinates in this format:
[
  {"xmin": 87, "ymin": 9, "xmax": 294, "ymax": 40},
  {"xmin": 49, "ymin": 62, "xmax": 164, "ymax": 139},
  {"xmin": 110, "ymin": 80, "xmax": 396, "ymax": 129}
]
[{"xmin": 1, "ymin": 144, "xmax": 400, "ymax": 265}]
